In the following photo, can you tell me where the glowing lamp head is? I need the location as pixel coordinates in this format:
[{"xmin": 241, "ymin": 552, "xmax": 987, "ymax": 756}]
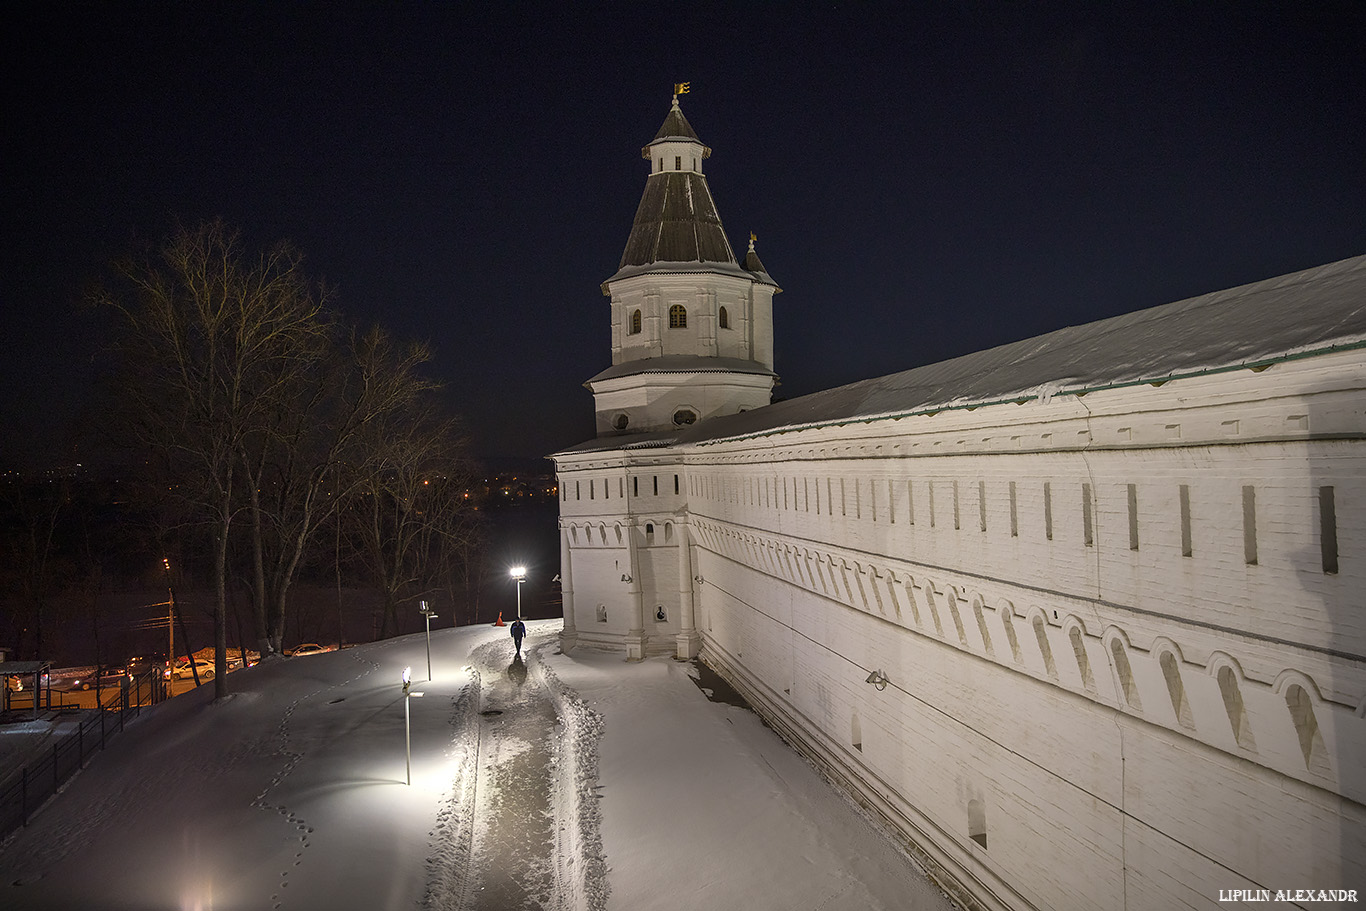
[
  {"xmin": 510, "ymin": 566, "xmax": 526, "ymax": 581},
  {"xmin": 402, "ymin": 667, "xmax": 412, "ymax": 686}
]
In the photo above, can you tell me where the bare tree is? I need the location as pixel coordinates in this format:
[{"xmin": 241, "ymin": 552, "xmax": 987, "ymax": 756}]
[
  {"xmin": 341, "ymin": 402, "xmax": 477, "ymax": 639},
  {"xmin": 96, "ymin": 220, "xmax": 326, "ymax": 697},
  {"xmin": 238, "ymin": 326, "xmax": 440, "ymax": 655},
  {"xmin": 0, "ymin": 474, "xmax": 70, "ymax": 659}
]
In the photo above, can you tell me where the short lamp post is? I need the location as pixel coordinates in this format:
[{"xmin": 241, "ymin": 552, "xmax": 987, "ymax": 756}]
[
  {"xmin": 419, "ymin": 601, "xmax": 437, "ymax": 681},
  {"xmin": 510, "ymin": 566, "xmax": 526, "ymax": 619}
]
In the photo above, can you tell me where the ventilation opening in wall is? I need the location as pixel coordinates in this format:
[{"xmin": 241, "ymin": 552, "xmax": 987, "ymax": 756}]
[
  {"xmin": 654, "ymin": 606, "xmax": 667, "ymax": 622},
  {"xmin": 1070, "ymin": 626, "xmax": 1095, "ymax": 691},
  {"xmin": 851, "ymin": 713, "xmax": 862, "ymax": 752},
  {"xmin": 1217, "ymin": 666, "xmax": 1256, "ymax": 751},
  {"xmin": 1111, "ymin": 639, "xmax": 1141, "ymax": 710},
  {"xmin": 1002, "ymin": 609, "xmax": 1021, "ymax": 663},
  {"xmin": 1160, "ymin": 651, "xmax": 1194, "ymax": 729},
  {"xmin": 1033, "ymin": 615, "xmax": 1057, "ymax": 679},
  {"xmin": 1286, "ymin": 684, "xmax": 1331, "ymax": 775},
  {"xmin": 968, "ymin": 799, "xmax": 987, "ymax": 849}
]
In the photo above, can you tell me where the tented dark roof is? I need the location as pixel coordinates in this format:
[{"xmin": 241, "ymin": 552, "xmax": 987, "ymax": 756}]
[
  {"xmin": 556, "ymin": 254, "xmax": 1366, "ymax": 456},
  {"xmin": 650, "ymin": 105, "xmax": 701, "ymax": 144},
  {"xmin": 587, "ymin": 355, "xmax": 775, "ymax": 386},
  {"xmin": 617, "ymin": 171, "xmax": 737, "ymax": 268},
  {"xmin": 743, "ymin": 245, "xmax": 775, "ymax": 286}
]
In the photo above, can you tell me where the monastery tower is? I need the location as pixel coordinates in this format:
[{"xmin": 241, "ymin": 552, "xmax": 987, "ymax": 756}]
[{"xmin": 587, "ymin": 91, "xmax": 779, "ymax": 436}]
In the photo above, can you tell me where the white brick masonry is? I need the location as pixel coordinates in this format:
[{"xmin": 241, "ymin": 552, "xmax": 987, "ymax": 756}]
[{"xmin": 553, "ymin": 345, "xmax": 1365, "ymax": 910}]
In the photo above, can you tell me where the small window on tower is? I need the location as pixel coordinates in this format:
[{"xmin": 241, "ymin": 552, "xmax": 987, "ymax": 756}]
[
  {"xmin": 668, "ymin": 305, "xmax": 687, "ymax": 328},
  {"xmin": 613, "ymin": 414, "xmax": 629, "ymax": 431},
  {"xmin": 675, "ymin": 155, "xmax": 682, "ymax": 170},
  {"xmin": 630, "ymin": 309, "xmax": 641, "ymax": 334},
  {"xmin": 718, "ymin": 306, "xmax": 729, "ymax": 329},
  {"xmin": 673, "ymin": 409, "xmax": 697, "ymax": 426}
]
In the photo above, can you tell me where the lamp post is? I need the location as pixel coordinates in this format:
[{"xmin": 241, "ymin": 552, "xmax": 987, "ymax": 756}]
[
  {"xmin": 419, "ymin": 601, "xmax": 437, "ymax": 681},
  {"xmin": 510, "ymin": 566, "xmax": 526, "ymax": 619}
]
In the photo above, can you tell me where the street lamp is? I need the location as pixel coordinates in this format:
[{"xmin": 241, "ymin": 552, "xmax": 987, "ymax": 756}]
[
  {"xmin": 510, "ymin": 566, "xmax": 526, "ymax": 620},
  {"xmin": 419, "ymin": 601, "xmax": 437, "ymax": 681}
]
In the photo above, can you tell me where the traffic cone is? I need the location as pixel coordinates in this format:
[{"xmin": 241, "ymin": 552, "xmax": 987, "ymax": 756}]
[{"xmin": 494, "ymin": 611, "xmax": 505, "ymax": 627}]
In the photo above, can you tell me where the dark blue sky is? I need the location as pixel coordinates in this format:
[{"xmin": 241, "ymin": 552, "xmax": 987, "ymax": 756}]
[{"xmin": 4, "ymin": 2, "xmax": 1363, "ymax": 468}]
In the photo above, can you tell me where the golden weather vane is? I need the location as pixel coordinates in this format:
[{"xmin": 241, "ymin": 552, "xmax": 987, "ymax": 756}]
[{"xmin": 674, "ymin": 82, "xmax": 691, "ymax": 96}]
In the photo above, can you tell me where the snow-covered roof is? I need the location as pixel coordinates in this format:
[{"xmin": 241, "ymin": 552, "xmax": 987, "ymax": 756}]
[{"xmin": 556, "ymin": 253, "xmax": 1366, "ymax": 457}]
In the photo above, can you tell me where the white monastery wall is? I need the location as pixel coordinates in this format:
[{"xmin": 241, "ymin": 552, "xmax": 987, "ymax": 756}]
[{"xmin": 555, "ymin": 347, "xmax": 1365, "ymax": 909}]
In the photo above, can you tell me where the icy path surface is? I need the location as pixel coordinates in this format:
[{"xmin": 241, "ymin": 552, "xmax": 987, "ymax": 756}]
[{"xmin": 427, "ymin": 629, "xmax": 606, "ymax": 911}]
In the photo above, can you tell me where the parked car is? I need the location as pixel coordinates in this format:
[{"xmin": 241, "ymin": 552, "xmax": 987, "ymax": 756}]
[
  {"xmin": 126, "ymin": 656, "xmax": 165, "ymax": 681},
  {"xmin": 172, "ymin": 658, "xmax": 216, "ymax": 680},
  {"xmin": 288, "ymin": 643, "xmax": 331, "ymax": 657}
]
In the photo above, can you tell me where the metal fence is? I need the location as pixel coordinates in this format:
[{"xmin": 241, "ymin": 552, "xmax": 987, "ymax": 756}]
[{"xmin": 0, "ymin": 670, "xmax": 167, "ymax": 838}]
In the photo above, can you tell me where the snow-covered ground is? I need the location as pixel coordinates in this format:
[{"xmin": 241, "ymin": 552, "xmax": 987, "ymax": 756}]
[{"xmin": 0, "ymin": 620, "xmax": 955, "ymax": 910}]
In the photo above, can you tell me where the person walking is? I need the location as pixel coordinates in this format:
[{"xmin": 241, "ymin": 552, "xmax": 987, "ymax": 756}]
[{"xmin": 510, "ymin": 618, "xmax": 526, "ymax": 656}]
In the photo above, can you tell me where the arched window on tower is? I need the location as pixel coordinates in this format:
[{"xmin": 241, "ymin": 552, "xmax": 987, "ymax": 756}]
[
  {"xmin": 669, "ymin": 305, "xmax": 687, "ymax": 329},
  {"xmin": 718, "ymin": 306, "xmax": 729, "ymax": 329},
  {"xmin": 629, "ymin": 309, "xmax": 641, "ymax": 334}
]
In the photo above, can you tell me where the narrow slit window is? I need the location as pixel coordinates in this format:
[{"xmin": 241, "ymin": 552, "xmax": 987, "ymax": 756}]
[
  {"xmin": 1179, "ymin": 484, "xmax": 1193, "ymax": 557},
  {"xmin": 1243, "ymin": 485, "xmax": 1258, "ymax": 565},
  {"xmin": 633, "ymin": 476, "xmax": 638, "ymax": 497},
  {"xmin": 928, "ymin": 481, "xmax": 936, "ymax": 528},
  {"xmin": 1127, "ymin": 484, "xmax": 1139, "ymax": 551},
  {"xmin": 953, "ymin": 480, "xmax": 960, "ymax": 530},
  {"xmin": 718, "ymin": 306, "xmax": 729, "ymax": 329},
  {"xmin": 968, "ymin": 799, "xmax": 987, "ymax": 849},
  {"xmin": 851, "ymin": 713, "xmax": 862, "ymax": 752},
  {"xmin": 978, "ymin": 481, "xmax": 987, "ymax": 532},
  {"xmin": 1320, "ymin": 486, "xmax": 1338, "ymax": 574},
  {"xmin": 653, "ymin": 475, "xmax": 658, "ymax": 496},
  {"xmin": 908, "ymin": 480, "xmax": 915, "ymax": 525},
  {"xmin": 1044, "ymin": 482, "xmax": 1053, "ymax": 540},
  {"xmin": 1082, "ymin": 483, "xmax": 1094, "ymax": 546},
  {"xmin": 1009, "ymin": 481, "xmax": 1018, "ymax": 537},
  {"xmin": 630, "ymin": 309, "xmax": 641, "ymax": 334},
  {"xmin": 674, "ymin": 474, "xmax": 680, "ymax": 495}
]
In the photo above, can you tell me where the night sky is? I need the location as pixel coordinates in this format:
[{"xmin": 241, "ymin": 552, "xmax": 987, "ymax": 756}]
[{"xmin": 4, "ymin": 2, "xmax": 1363, "ymax": 469}]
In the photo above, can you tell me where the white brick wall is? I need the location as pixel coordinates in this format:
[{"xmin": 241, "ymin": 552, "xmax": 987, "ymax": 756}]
[{"xmin": 554, "ymin": 347, "xmax": 1366, "ymax": 909}]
